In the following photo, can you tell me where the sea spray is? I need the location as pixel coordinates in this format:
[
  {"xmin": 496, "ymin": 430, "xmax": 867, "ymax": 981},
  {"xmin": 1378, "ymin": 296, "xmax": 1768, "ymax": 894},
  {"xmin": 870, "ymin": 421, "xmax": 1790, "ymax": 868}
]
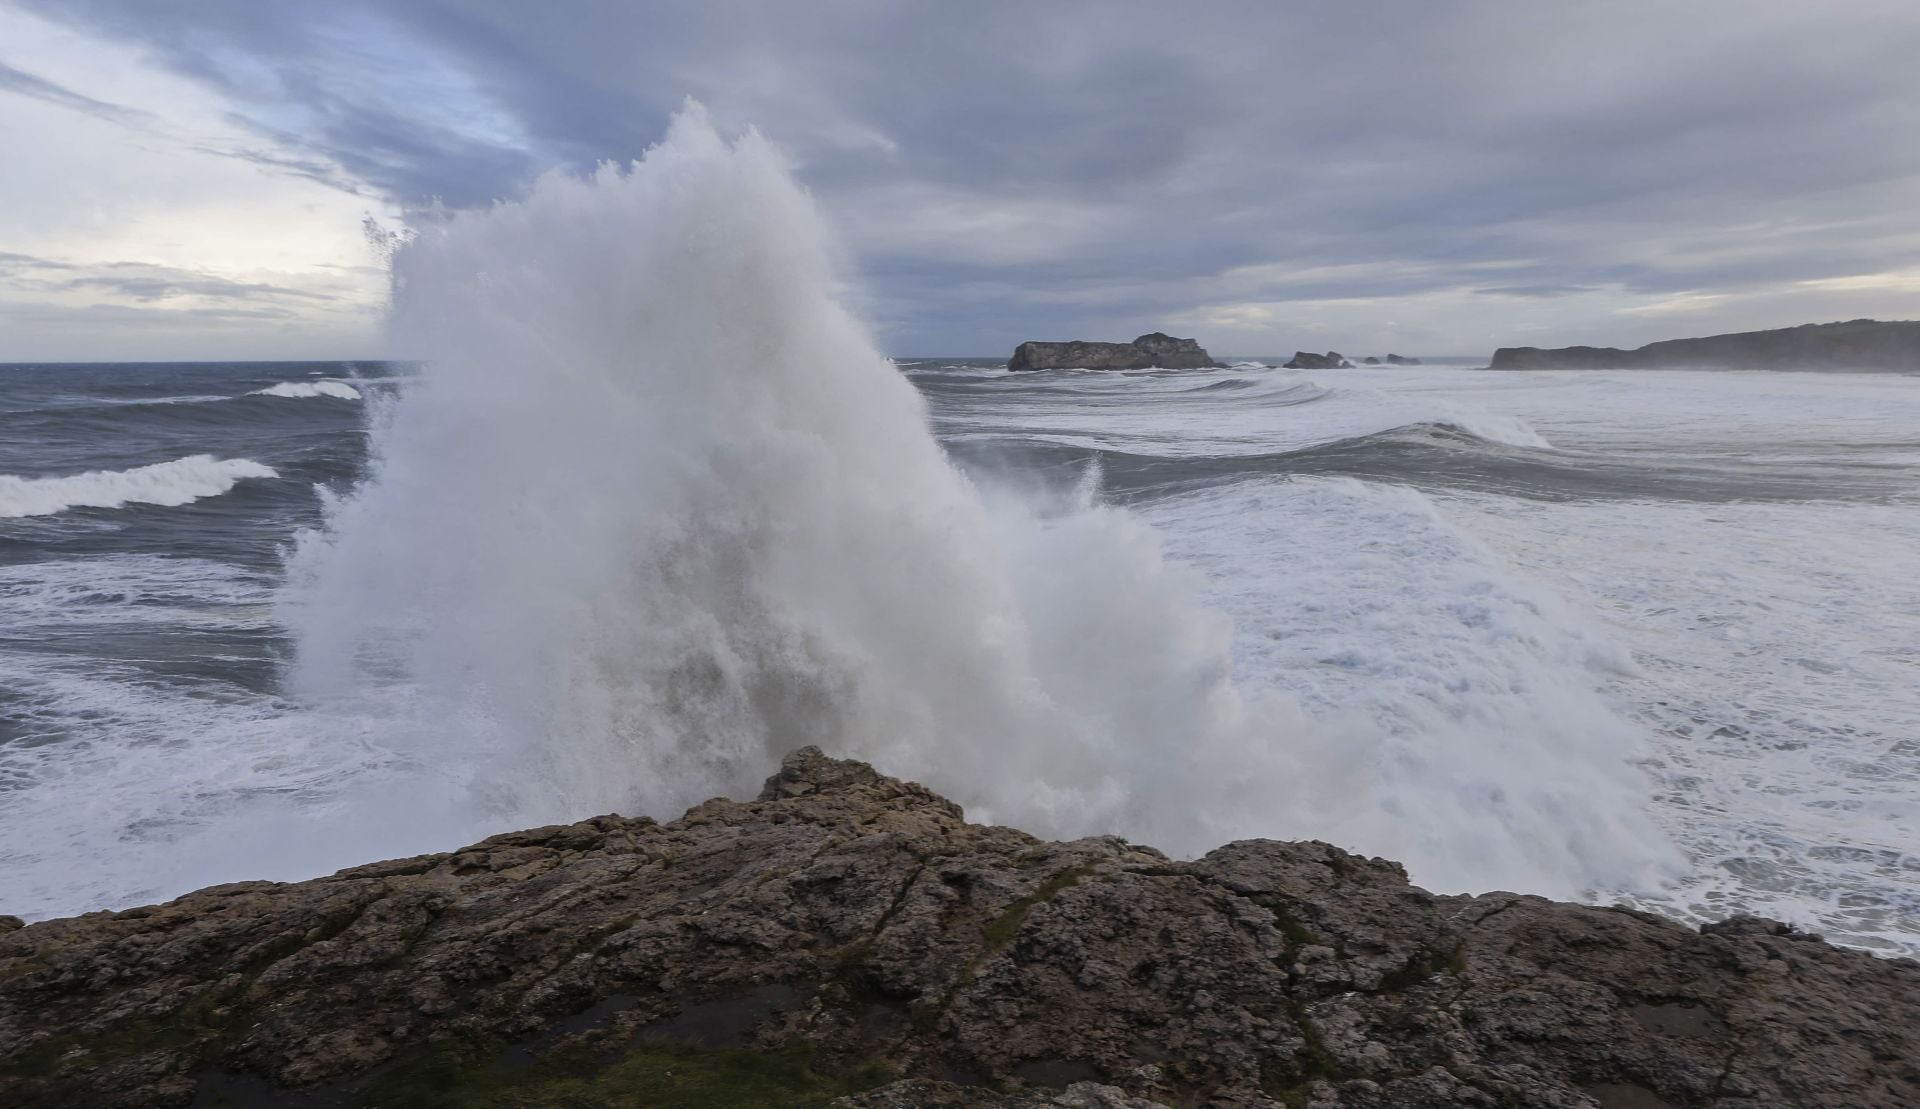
[{"xmin": 281, "ymin": 104, "xmax": 1680, "ymax": 896}]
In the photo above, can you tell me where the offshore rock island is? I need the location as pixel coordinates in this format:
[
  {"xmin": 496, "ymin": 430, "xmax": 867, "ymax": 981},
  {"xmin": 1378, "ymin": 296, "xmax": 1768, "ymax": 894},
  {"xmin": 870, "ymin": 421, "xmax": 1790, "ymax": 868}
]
[
  {"xmin": 1008, "ymin": 332, "xmax": 1223, "ymax": 371},
  {"xmin": 2, "ymin": 748, "xmax": 1915, "ymax": 1108},
  {"xmin": 1282, "ymin": 352, "xmax": 1352, "ymax": 370},
  {"xmin": 1491, "ymin": 318, "xmax": 1920, "ymax": 371}
]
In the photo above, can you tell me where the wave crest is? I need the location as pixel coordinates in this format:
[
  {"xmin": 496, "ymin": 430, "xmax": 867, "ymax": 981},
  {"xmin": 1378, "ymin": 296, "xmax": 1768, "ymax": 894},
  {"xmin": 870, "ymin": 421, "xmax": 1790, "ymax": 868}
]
[
  {"xmin": 253, "ymin": 381, "xmax": 363, "ymax": 401},
  {"xmin": 0, "ymin": 455, "xmax": 277, "ymax": 518}
]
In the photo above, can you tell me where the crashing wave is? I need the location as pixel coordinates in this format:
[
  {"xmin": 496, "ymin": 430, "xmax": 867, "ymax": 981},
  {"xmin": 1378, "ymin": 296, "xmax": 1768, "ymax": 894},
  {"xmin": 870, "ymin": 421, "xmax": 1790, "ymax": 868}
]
[
  {"xmin": 278, "ymin": 101, "xmax": 1677, "ymax": 899},
  {"xmin": 253, "ymin": 381, "xmax": 363, "ymax": 401},
  {"xmin": 0, "ymin": 455, "xmax": 277, "ymax": 518}
]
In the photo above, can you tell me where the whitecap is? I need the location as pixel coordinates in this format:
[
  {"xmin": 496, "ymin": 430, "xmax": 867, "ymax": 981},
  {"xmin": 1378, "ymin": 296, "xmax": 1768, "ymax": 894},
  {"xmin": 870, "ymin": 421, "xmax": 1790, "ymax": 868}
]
[
  {"xmin": 252, "ymin": 381, "xmax": 362, "ymax": 401},
  {"xmin": 0, "ymin": 455, "xmax": 278, "ymax": 518}
]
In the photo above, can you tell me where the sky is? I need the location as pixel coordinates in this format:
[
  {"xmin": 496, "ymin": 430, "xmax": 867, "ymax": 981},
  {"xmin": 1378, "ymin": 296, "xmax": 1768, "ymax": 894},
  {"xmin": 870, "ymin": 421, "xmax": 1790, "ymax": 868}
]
[{"xmin": 3, "ymin": 0, "xmax": 1919, "ymax": 360}]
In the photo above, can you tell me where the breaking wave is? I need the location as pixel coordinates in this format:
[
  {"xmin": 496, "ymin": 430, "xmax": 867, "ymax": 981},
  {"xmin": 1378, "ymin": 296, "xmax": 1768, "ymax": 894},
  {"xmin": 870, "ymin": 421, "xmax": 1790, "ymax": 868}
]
[
  {"xmin": 253, "ymin": 381, "xmax": 363, "ymax": 401},
  {"xmin": 0, "ymin": 455, "xmax": 277, "ymax": 518},
  {"xmin": 278, "ymin": 103, "xmax": 1679, "ymax": 898}
]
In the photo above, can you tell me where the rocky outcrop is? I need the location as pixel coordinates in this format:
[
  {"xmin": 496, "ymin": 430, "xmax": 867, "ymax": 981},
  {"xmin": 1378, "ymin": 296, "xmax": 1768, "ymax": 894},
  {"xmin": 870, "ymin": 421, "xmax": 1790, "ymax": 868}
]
[
  {"xmin": 1491, "ymin": 319, "xmax": 1920, "ymax": 371},
  {"xmin": 3, "ymin": 747, "xmax": 1917, "ymax": 1108},
  {"xmin": 1008, "ymin": 333, "xmax": 1222, "ymax": 371},
  {"xmin": 1283, "ymin": 351, "xmax": 1352, "ymax": 370},
  {"xmin": 1385, "ymin": 353, "xmax": 1421, "ymax": 366},
  {"xmin": 1490, "ymin": 344, "xmax": 1652, "ymax": 371}
]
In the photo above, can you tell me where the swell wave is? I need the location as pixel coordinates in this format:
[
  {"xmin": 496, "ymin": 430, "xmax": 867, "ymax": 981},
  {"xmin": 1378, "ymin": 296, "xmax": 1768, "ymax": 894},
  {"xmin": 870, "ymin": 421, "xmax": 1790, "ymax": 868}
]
[
  {"xmin": 1305, "ymin": 420, "xmax": 1552, "ymax": 455},
  {"xmin": 949, "ymin": 421, "xmax": 1547, "ymax": 496},
  {"xmin": 1178, "ymin": 377, "xmax": 1331, "ymax": 404},
  {"xmin": 0, "ymin": 455, "xmax": 277, "ymax": 519},
  {"xmin": 952, "ymin": 418, "xmax": 1878, "ymax": 504}
]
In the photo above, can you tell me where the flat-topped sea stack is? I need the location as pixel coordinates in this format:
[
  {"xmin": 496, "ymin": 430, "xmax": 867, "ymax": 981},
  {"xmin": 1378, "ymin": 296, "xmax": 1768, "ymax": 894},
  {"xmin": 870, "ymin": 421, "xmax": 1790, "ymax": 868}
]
[
  {"xmin": 1492, "ymin": 318, "xmax": 1920, "ymax": 371},
  {"xmin": 1008, "ymin": 332, "xmax": 1222, "ymax": 371},
  {"xmin": 3, "ymin": 747, "xmax": 1917, "ymax": 1108}
]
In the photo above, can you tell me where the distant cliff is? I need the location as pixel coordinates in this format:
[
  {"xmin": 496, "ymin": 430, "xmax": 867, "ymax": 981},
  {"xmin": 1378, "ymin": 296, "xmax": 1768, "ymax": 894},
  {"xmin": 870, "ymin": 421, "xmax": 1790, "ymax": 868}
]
[
  {"xmin": 1492, "ymin": 319, "xmax": 1920, "ymax": 370},
  {"xmin": 1008, "ymin": 332, "xmax": 1222, "ymax": 371}
]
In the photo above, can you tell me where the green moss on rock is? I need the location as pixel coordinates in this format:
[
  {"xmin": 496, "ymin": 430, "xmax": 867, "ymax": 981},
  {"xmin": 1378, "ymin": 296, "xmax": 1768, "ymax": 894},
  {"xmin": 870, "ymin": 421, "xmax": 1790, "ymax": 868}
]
[{"xmin": 981, "ymin": 863, "xmax": 1098, "ymax": 956}]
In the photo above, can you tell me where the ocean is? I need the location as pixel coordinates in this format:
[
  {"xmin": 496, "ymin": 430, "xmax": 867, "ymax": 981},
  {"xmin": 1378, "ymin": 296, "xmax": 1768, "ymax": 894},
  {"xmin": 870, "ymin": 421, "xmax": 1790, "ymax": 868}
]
[
  {"xmin": 1, "ymin": 117, "xmax": 1915, "ymax": 956},
  {"xmin": 1, "ymin": 356, "xmax": 1914, "ymax": 954}
]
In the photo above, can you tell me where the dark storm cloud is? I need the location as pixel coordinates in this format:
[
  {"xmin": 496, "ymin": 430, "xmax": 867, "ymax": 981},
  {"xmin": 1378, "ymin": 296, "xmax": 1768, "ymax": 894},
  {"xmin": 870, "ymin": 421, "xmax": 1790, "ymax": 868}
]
[{"xmin": 21, "ymin": 0, "xmax": 1920, "ymax": 352}]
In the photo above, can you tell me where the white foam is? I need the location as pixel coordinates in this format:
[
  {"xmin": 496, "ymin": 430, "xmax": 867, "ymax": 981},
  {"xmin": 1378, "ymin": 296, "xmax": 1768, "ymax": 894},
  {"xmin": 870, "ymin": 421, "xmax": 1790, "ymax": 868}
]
[
  {"xmin": 1444, "ymin": 493, "xmax": 1920, "ymax": 952},
  {"xmin": 1135, "ymin": 476, "xmax": 1676, "ymax": 895},
  {"xmin": 253, "ymin": 380, "xmax": 363, "ymax": 400},
  {"xmin": 0, "ymin": 455, "xmax": 276, "ymax": 518},
  {"xmin": 0, "ymin": 656, "xmax": 432, "ymax": 918},
  {"xmin": 0, "ymin": 554, "xmax": 273, "ymax": 626},
  {"xmin": 0, "ymin": 553, "xmax": 432, "ymax": 918}
]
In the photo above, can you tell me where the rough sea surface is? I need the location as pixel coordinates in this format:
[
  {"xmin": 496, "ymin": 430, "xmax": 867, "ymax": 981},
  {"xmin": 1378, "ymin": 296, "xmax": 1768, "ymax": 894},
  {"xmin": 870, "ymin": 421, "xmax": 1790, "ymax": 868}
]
[{"xmin": 0, "ymin": 353, "xmax": 1914, "ymax": 954}]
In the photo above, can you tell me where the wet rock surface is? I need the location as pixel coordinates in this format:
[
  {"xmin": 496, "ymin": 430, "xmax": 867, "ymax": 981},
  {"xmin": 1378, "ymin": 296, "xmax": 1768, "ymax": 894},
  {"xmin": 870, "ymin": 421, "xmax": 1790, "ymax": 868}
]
[{"xmin": 2, "ymin": 748, "xmax": 1916, "ymax": 1107}]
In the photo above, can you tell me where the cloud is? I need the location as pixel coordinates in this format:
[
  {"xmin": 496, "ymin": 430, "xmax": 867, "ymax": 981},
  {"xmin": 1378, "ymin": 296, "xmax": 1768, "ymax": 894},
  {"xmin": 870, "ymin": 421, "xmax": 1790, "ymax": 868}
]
[
  {"xmin": 1474, "ymin": 285, "xmax": 1604, "ymax": 299},
  {"xmin": 64, "ymin": 265, "xmax": 338, "ymax": 303},
  {"xmin": 9, "ymin": 0, "xmax": 1920, "ymax": 356},
  {"xmin": 0, "ymin": 53, "xmax": 366, "ymax": 198},
  {"xmin": 0, "ymin": 4, "xmax": 400, "ymax": 360},
  {"xmin": 0, "ymin": 58, "xmax": 150, "ymax": 125},
  {"xmin": 0, "ymin": 299, "xmax": 302, "ymax": 327},
  {"xmin": 0, "ymin": 250, "xmax": 336, "ymax": 303},
  {"xmin": 0, "ymin": 251, "xmax": 75, "ymax": 271}
]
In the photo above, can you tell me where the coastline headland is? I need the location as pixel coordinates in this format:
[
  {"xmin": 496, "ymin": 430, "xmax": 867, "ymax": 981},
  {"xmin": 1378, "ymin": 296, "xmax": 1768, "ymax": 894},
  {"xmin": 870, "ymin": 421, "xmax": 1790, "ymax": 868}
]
[
  {"xmin": 4, "ymin": 747, "xmax": 1915, "ymax": 1107},
  {"xmin": 1492, "ymin": 319, "xmax": 1920, "ymax": 371}
]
